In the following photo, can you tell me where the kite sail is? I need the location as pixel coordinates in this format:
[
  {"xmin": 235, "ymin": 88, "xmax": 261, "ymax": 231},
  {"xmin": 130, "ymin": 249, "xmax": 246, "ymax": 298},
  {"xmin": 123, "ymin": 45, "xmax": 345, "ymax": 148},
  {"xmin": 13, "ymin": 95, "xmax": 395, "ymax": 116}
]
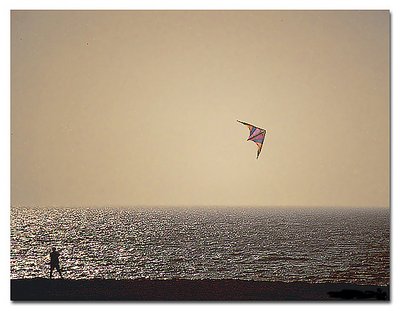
[{"xmin": 237, "ymin": 120, "xmax": 267, "ymax": 159}]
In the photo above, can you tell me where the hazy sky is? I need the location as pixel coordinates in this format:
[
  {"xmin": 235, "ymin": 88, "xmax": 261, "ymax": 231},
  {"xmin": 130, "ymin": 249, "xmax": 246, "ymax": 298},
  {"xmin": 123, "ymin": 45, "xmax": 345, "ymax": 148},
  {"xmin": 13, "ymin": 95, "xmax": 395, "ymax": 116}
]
[{"xmin": 11, "ymin": 10, "xmax": 389, "ymax": 208}]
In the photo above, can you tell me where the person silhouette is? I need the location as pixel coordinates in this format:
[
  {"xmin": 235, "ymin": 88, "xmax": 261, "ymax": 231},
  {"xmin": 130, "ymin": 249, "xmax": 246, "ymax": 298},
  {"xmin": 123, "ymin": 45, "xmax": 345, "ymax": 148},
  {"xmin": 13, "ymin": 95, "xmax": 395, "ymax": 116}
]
[{"xmin": 49, "ymin": 247, "xmax": 63, "ymax": 279}]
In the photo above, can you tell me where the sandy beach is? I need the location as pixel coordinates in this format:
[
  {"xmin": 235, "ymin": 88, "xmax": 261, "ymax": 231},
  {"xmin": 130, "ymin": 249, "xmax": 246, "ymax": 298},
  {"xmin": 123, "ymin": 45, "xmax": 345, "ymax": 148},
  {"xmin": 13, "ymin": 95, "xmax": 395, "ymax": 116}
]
[{"xmin": 10, "ymin": 278, "xmax": 389, "ymax": 301}]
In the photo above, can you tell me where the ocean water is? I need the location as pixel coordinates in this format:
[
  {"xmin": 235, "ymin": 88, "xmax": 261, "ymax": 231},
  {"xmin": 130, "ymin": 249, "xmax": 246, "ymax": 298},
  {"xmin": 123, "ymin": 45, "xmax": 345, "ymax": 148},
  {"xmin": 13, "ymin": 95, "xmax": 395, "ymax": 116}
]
[{"xmin": 10, "ymin": 207, "xmax": 390, "ymax": 285}]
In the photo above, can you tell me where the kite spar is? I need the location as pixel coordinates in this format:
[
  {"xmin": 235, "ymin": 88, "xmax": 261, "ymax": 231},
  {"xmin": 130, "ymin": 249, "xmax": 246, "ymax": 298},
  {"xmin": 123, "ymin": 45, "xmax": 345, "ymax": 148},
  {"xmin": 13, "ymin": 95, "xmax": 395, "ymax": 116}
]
[{"xmin": 237, "ymin": 120, "xmax": 267, "ymax": 159}]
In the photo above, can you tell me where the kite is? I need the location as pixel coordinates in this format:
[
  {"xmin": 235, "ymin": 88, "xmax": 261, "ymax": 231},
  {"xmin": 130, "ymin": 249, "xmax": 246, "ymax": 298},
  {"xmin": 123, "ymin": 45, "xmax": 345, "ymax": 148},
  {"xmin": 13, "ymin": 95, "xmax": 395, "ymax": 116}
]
[{"xmin": 237, "ymin": 120, "xmax": 267, "ymax": 159}]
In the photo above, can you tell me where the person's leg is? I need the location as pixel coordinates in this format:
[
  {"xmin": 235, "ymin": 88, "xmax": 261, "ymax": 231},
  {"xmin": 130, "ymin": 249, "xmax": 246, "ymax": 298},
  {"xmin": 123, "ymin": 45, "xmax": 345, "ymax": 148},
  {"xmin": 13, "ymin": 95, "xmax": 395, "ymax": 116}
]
[
  {"xmin": 50, "ymin": 265, "xmax": 54, "ymax": 278},
  {"xmin": 56, "ymin": 264, "xmax": 63, "ymax": 278}
]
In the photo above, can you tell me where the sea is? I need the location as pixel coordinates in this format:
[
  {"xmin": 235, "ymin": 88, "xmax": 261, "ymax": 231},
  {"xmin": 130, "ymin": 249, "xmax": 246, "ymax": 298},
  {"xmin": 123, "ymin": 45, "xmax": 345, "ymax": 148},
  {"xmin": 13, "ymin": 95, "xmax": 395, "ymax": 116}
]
[{"xmin": 10, "ymin": 207, "xmax": 390, "ymax": 285}]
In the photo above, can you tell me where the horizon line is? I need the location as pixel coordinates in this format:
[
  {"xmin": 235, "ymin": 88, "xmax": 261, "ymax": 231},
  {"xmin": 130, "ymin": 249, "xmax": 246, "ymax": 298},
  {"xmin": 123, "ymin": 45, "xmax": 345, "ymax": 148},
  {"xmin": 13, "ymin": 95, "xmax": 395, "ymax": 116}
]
[{"xmin": 10, "ymin": 205, "xmax": 390, "ymax": 209}]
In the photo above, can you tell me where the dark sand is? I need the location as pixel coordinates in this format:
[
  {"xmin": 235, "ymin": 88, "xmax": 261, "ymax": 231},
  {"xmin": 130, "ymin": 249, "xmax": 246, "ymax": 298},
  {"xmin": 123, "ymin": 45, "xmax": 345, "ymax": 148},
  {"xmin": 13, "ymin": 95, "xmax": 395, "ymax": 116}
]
[{"xmin": 11, "ymin": 278, "xmax": 389, "ymax": 301}]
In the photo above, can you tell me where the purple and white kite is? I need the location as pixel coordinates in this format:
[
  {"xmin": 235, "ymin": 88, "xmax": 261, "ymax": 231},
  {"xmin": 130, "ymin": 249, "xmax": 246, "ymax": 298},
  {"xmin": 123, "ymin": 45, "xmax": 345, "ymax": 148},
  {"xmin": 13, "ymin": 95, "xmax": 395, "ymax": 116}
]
[{"xmin": 237, "ymin": 120, "xmax": 267, "ymax": 159}]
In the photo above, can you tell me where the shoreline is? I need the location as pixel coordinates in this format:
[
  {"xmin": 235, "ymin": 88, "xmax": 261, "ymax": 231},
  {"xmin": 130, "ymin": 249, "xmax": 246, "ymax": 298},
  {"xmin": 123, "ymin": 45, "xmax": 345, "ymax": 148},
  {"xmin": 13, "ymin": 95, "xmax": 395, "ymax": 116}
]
[{"xmin": 10, "ymin": 278, "xmax": 389, "ymax": 301}]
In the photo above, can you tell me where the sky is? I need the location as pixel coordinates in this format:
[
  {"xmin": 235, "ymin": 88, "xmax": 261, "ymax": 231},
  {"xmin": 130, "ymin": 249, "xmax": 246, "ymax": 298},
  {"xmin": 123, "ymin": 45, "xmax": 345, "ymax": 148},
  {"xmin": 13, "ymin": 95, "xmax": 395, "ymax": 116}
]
[{"xmin": 11, "ymin": 10, "xmax": 389, "ymax": 208}]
